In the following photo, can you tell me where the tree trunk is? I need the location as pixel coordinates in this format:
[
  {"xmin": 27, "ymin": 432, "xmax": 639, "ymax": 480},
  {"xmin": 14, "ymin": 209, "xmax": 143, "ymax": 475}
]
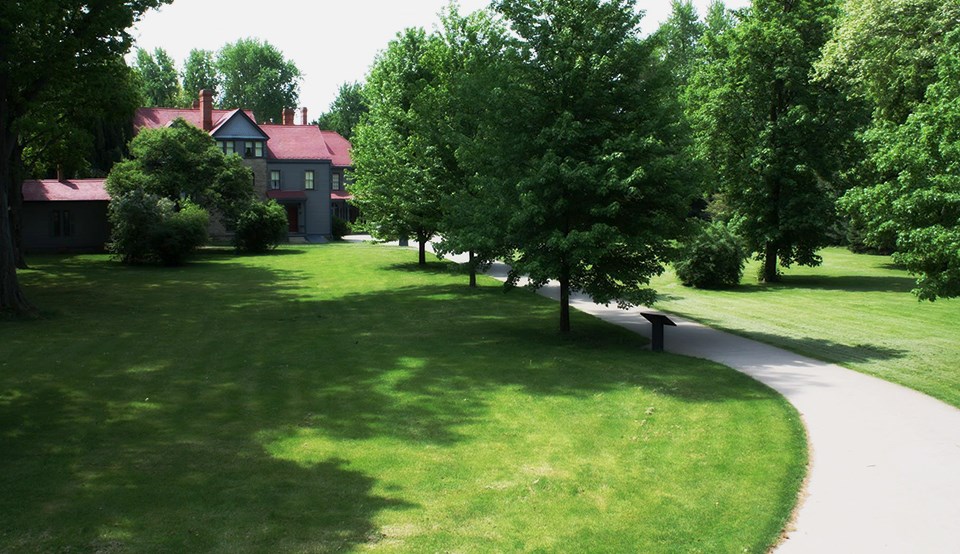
[
  {"xmin": 559, "ymin": 264, "xmax": 571, "ymax": 334},
  {"xmin": 0, "ymin": 103, "xmax": 33, "ymax": 314},
  {"xmin": 11, "ymin": 143, "xmax": 26, "ymax": 269},
  {"xmin": 762, "ymin": 241, "xmax": 780, "ymax": 283},
  {"xmin": 417, "ymin": 231, "xmax": 427, "ymax": 265},
  {"xmin": 468, "ymin": 250, "xmax": 477, "ymax": 288}
]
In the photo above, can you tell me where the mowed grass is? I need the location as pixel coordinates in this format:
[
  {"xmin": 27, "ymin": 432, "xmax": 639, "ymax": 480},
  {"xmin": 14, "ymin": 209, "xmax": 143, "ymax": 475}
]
[
  {"xmin": 2, "ymin": 244, "xmax": 805, "ymax": 553},
  {"xmin": 652, "ymin": 247, "xmax": 960, "ymax": 408}
]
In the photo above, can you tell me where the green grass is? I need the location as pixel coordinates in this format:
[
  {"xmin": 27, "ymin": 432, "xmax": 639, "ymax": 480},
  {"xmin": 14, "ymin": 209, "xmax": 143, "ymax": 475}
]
[
  {"xmin": 652, "ymin": 247, "xmax": 960, "ymax": 408},
  {"xmin": 1, "ymin": 244, "xmax": 805, "ymax": 552}
]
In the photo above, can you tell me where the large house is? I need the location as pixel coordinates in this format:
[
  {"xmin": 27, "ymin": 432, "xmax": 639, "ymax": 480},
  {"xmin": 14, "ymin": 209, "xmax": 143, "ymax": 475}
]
[{"xmin": 22, "ymin": 90, "xmax": 353, "ymax": 252}]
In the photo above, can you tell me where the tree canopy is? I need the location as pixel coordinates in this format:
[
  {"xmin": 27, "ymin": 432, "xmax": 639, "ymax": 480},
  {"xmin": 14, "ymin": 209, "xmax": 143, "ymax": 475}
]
[
  {"xmin": 0, "ymin": 0, "xmax": 170, "ymax": 315},
  {"xmin": 181, "ymin": 49, "xmax": 221, "ymax": 105},
  {"xmin": 217, "ymin": 38, "xmax": 302, "ymax": 123},
  {"xmin": 133, "ymin": 47, "xmax": 181, "ymax": 108},
  {"xmin": 314, "ymin": 82, "xmax": 368, "ymax": 140},
  {"xmin": 491, "ymin": 0, "xmax": 695, "ymax": 332}
]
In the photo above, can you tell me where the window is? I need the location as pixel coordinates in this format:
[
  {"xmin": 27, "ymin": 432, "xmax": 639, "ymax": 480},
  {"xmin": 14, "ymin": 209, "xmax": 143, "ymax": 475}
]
[
  {"xmin": 245, "ymin": 141, "xmax": 254, "ymax": 157},
  {"xmin": 305, "ymin": 170, "xmax": 315, "ymax": 190},
  {"xmin": 255, "ymin": 142, "xmax": 263, "ymax": 157},
  {"xmin": 270, "ymin": 170, "xmax": 281, "ymax": 190},
  {"xmin": 225, "ymin": 141, "xmax": 235, "ymax": 155},
  {"xmin": 332, "ymin": 173, "xmax": 341, "ymax": 191},
  {"xmin": 217, "ymin": 140, "xmax": 225, "ymax": 152},
  {"xmin": 50, "ymin": 210, "xmax": 73, "ymax": 237}
]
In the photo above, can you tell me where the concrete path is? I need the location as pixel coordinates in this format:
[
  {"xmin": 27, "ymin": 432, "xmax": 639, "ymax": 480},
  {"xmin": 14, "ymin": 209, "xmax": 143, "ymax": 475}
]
[{"xmin": 348, "ymin": 236, "xmax": 960, "ymax": 552}]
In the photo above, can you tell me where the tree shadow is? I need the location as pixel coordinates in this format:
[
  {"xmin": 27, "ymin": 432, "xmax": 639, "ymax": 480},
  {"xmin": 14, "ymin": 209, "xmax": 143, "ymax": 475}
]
[
  {"xmin": 672, "ymin": 274, "xmax": 918, "ymax": 295},
  {"xmin": 2, "ymin": 252, "xmax": 794, "ymax": 550}
]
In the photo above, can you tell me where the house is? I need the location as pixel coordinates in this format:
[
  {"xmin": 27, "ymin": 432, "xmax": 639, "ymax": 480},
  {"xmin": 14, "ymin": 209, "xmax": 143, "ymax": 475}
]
[
  {"xmin": 133, "ymin": 90, "xmax": 354, "ymax": 241},
  {"xmin": 21, "ymin": 178, "xmax": 111, "ymax": 252}
]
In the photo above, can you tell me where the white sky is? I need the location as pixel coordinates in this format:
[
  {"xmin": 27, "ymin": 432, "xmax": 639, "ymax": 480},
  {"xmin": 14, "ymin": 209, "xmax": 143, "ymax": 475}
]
[{"xmin": 129, "ymin": 0, "xmax": 750, "ymax": 115}]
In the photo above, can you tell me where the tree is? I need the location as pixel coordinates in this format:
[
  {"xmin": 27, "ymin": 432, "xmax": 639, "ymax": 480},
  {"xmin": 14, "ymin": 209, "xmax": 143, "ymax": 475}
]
[
  {"xmin": 350, "ymin": 28, "xmax": 447, "ymax": 265},
  {"xmin": 0, "ymin": 0, "xmax": 170, "ymax": 315},
  {"xmin": 689, "ymin": 0, "xmax": 856, "ymax": 283},
  {"xmin": 314, "ymin": 82, "xmax": 368, "ymax": 140},
  {"xmin": 133, "ymin": 47, "xmax": 181, "ymax": 107},
  {"xmin": 837, "ymin": 27, "xmax": 960, "ymax": 300},
  {"xmin": 106, "ymin": 119, "xmax": 254, "ymax": 226},
  {"xmin": 217, "ymin": 38, "xmax": 301, "ymax": 123},
  {"xmin": 653, "ymin": 0, "xmax": 705, "ymax": 89},
  {"xmin": 491, "ymin": 0, "xmax": 695, "ymax": 333},
  {"xmin": 180, "ymin": 49, "xmax": 221, "ymax": 104}
]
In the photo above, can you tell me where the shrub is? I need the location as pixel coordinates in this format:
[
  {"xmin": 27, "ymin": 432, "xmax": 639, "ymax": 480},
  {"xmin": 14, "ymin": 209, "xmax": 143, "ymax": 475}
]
[
  {"xmin": 108, "ymin": 191, "xmax": 209, "ymax": 265},
  {"xmin": 151, "ymin": 202, "xmax": 209, "ymax": 266},
  {"xmin": 234, "ymin": 200, "xmax": 288, "ymax": 253},
  {"xmin": 674, "ymin": 220, "xmax": 748, "ymax": 289},
  {"xmin": 108, "ymin": 190, "xmax": 166, "ymax": 264},
  {"xmin": 331, "ymin": 216, "xmax": 350, "ymax": 239}
]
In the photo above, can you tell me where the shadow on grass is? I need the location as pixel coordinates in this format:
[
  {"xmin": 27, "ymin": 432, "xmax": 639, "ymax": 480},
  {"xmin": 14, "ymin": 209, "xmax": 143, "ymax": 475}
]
[
  {"xmin": 668, "ymin": 274, "xmax": 918, "ymax": 295},
  {"xmin": 1, "ymin": 253, "xmax": 789, "ymax": 550}
]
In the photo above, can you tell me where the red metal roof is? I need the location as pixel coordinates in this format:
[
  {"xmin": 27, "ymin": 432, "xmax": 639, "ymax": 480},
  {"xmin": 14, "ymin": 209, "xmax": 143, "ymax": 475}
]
[
  {"xmin": 331, "ymin": 190, "xmax": 354, "ymax": 201},
  {"xmin": 266, "ymin": 190, "xmax": 308, "ymax": 200},
  {"xmin": 259, "ymin": 124, "xmax": 333, "ymax": 160},
  {"xmin": 22, "ymin": 179, "xmax": 110, "ymax": 202},
  {"xmin": 133, "ymin": 107, "xmax": 258, "ymax": 132}
]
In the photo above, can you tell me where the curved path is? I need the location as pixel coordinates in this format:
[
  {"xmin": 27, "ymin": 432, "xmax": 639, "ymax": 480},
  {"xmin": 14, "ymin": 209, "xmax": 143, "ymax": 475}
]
[{"xmin": 349, "ymin": 237, "xmax": 960, "ymax": 551}]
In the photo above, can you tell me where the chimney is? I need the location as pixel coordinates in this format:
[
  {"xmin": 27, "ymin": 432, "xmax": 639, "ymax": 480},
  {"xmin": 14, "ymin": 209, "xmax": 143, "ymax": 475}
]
[
  {"xmin": 56, "ymin": 164, "xmax": 64, "ymax": 182},
  {"xmin": 200, "ymin": 89, "xmax": 213, "ymax": 131},
  {"xmin": 282, "ymin": 107, "xmax": 295, "ymax": 126},
  {"xmin": 300, "ymin": 107, "xmax": 308, "ymax": 126},
  {"xmin": 192, "ymin": 99, "xmax": 200, "ymax": 109}
]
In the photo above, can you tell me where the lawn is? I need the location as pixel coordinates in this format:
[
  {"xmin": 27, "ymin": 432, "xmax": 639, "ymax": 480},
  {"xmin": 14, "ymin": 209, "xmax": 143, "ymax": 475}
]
[
  {"xmin": 1, "ymin": 244, "xmax": 805, "ymax": 553},
  {"xmin": 651, "ymin": 247, "xmax": 960, "ymax": 408}
]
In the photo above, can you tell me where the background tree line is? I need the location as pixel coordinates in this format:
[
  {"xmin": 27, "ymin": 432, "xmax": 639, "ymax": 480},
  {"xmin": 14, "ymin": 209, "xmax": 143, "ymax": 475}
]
[{"xmin": 133, "ymin": 38, "xmax": 302, "ymax": 125}]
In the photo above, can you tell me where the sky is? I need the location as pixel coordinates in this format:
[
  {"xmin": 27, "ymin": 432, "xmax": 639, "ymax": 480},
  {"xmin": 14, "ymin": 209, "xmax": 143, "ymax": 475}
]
[{"xmin": 129, "ymin": 0, "xmax": 750, "ymax": 116}]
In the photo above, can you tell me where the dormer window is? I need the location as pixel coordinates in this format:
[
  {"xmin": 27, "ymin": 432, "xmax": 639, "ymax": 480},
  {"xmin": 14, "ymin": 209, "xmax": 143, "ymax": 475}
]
[{"xmin": 243, "ymin": 141, "xmax": 264, "ymax": 158}]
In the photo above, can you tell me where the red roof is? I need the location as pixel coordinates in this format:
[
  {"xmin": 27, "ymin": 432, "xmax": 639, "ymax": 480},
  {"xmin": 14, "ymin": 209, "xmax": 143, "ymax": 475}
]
[
  {"xmin": 266, "ymin": 190, "xmax": 308, "ymax": 200},
  {"xmin": 320, "ymin": 130, "xmax": 353, "ymax": 167},
  {"xmin": 258, "ymin": 124, "xmax": 332, "ymax": 161},
  {"xmin": 133, "ymin": 107, "xmax": 258, "ymax": 132},
  {"xmin": 22, "ymin": 179, "xmax": 110, "ymax": 202},
  {"xmin": 331, "ymin": 190, "xmax": 354, "ymax": 201}
]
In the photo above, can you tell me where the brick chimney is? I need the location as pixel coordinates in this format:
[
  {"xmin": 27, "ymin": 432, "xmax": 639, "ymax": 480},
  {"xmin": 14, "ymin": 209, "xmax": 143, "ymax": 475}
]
[
  {"xmin": 282, "ymin": 107, "xmax": 295, "ymax": 126},
  {"xmin": 300, "ymin": 107, "xmax": 308, "ymax": 126},
  {"xmin": 200, "ymin": 89, "xmax": 213, "ymax": 131}
]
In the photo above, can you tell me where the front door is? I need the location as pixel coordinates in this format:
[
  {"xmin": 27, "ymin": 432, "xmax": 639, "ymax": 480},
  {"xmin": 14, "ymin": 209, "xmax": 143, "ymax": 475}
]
[{"xmin": 285, "ymin": 204, "xmax": 299, "ymax": 233}]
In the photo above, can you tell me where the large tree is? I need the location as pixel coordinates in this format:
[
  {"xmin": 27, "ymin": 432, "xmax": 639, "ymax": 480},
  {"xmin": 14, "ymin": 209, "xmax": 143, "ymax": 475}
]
[
  {"xmin": 818, "ymin": 0, "xmax": 960, "ymax": 298},
  {"xmin": 690, "ymin": 0, "xmax": 855, "ymax": 282},
  {"xmin": 491, "ymin": 0, "xmax": 695, "ymax": 333},
  {"xmin": 107, "ymin": 119, "xmax": 254, "ymax": 226},
  {"xmin": 180, "ymin": 48, "xmax": 221, "ymax": 104},
  {"xmin": 217, "ymin": 38, "xmax": 301, "ymax": 124},
  {"xmin": 0, "ymin": 0, "xmax": 169, "ymax": 315},
  {"xmin": 314, "ymin": 82, "xmax": 368, "ymax": 140},
  {"xmin": 133, "ymin": 47, "xmax": 181, "ymax": 107},
  {"xmin": 350, "ymin": 28, "xmax": 447, "ymax": 265}
]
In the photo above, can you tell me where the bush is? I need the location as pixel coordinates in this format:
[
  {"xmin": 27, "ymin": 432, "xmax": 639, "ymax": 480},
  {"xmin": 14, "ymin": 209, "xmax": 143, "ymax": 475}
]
[
  {"xmin": 233, "ymin": 200, "xmax": 288, "ymax": 253},
  {"xmin": 674, "ymin": 220, "xmax": 748, "ymax": 289},
  {"xmin": 331, "ymin": 216, "xmax": 350, "ymax": 239},
  {"xmin": 151, "ymin": 202, "xmax": 209, "ymax": 266},
  {"xmin": 108, "ymin": 191, "xmax": 209, "ymax": 265}
]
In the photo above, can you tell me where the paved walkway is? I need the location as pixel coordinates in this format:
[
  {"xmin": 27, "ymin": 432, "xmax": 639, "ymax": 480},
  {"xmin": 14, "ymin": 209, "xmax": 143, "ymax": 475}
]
[{"xmin": 350, "ymin": 237, "xmax": 960, "ymax": 552}]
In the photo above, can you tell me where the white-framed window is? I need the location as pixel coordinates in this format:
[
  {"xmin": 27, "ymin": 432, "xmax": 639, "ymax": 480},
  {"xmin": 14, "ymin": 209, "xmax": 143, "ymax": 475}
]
[
  {"xmin": 305, "ymin": 170, "xmax": 315, "ymax": 190},
  {"xmin": 332, "ymin": 173, "xmax": 341, "ymax": 191},
  {"xmin": 255, "ymin": 142, "xmax": 263, "ymax": 157},
  {"xmin": 270, "ymin": 170, "xmax": 281, "ymax": 190}
]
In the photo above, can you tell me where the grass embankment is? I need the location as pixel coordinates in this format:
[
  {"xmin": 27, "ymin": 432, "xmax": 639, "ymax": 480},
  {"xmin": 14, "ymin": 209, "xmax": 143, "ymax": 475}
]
[
  {"xmin": 1, "ymin": 244, "xmax": 804, "ymax": 552},
  {"xmin": 652, "ymin": 247, "xmax": 959, "ymax": 408}
]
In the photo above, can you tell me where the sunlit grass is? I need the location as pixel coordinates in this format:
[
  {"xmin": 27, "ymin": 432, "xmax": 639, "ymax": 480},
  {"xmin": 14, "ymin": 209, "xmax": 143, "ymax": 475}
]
[
  {"xmin": 1, "ymin": 244, "xmax": 805, "ymax": 552},
  {"xmin": 652, "ymin": 247, "xmax": 960, "ymax": 408}
]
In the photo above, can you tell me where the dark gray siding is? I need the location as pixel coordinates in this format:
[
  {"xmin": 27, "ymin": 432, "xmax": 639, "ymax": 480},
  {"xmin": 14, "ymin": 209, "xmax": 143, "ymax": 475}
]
[
  {"xmin": 267, "ymin": 160, "xmax": 332, "ymax": 236},
  {"xmin": 22, "ymin": 201, "xmax": 110, "ymax": 252}
]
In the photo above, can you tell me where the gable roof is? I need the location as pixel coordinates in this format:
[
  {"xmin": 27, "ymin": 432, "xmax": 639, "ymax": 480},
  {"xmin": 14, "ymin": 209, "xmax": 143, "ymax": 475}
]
[
  {"xmin": 133, "ymin": 107, "xmax": 259, "ymax": 133},
  {"xmin": 210, "ymin": 109, "xmax": 270, "ymax": 139},
  {"xmin": 22, "ymin": 179, "xmax": 109, "ymax": 202}
]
